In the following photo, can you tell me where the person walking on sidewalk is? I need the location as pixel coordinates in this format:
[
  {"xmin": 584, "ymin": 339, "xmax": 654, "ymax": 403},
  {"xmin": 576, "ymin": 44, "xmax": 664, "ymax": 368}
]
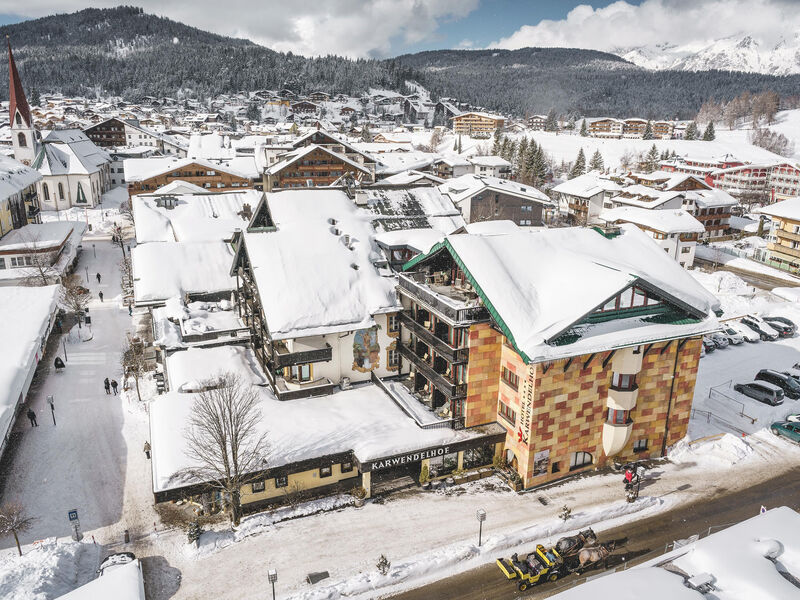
[
  {"xmin": 104, "ymin": 377, "xmax": 111, "ymax": 394},
  {"xmin": 111, "ymin": 379, "xmax": 118, "ymax": 395},
  {"xmin": 143, "ymin": 441, "xmax": 151, "ymax": 459},
  {"xmin": 96, "ymin": 272, "xmax": 101, "ymax": 283},
  {"xmin": 99, "ymin": 291, "xmax": 104, "ymax": 302},
  {"xmin": 128, "ymin": 305, "xmax": 133, "ymax": 317},
  {"xmin": 26, "ymin": 409, "xmax": 38, "ymax": 427}
]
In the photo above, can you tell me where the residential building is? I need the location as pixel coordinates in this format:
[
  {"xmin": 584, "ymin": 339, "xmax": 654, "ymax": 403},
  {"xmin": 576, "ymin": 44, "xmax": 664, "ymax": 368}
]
[
  {"xmin": 397, "ymin": 225, "xmax": 719, "ymax": 489},
  {"xmin": 439, "ymin": 174, "xmax": 554, "ymax": 225},
  {"xmin": 0, "ymin": 155, "xmax": 42, "ymax": 236},
  {"xmin": 124, "ymin": 157, "xmax": 257, "ymax": 195},
  {"xmin": 527, "ymin": 115, "xmax": 547, "ymax": 130},
  {"xmin": 757, "ymin": 197, "xmax": 800, "ymax": 272},
  {"xmin": 432, "ymin": 156, "xmax": 473, "ymax": 180},
  {"xmin": 452, "ymin": 112, "xmax": 505, "ymax": 136},
  {"xmin": 468, "ymin": 156, "xmax": 512, "ymax": 179},
  {"xmin": 587, "ymin": 118, "xmax": 624, "ymax": 138},
  {"xmin": 552, "ymin": 172, "xmax": 622, "ymax": 225},
  {"xmin": 0, "ymin": 221, "xmax": 86, "ymax": 286},
  {"xmin": 263, "ymin": 145, "xmax": 373, "ymax": 190},
  {"xmin": 84, "ymin": 117, "xmax": 187, "ymax": 156},
  {"xmin": 622, "ymin": 118, "xmax": 648, "ymax": 138}
]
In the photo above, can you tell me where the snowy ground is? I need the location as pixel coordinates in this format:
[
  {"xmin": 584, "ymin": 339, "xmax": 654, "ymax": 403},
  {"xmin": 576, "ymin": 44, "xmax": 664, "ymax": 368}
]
[
  {"xmin": 715, "ymin": 109, "xmax": 800, "ymax": 161},
  {"xmin": 695, "ymin": 245, "xmax": 800, "ymax": 285},
  {"xmin": 40, "ymin": 187, "xmax": 129, "ymax": 238},
  {"xmin": 3, "ymin": 218, "xmax": 800, "ymax": 599}
]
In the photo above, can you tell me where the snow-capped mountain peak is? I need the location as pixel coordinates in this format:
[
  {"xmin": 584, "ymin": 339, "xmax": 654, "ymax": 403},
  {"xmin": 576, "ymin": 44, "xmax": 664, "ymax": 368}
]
[{"xmin": 615, "ymin": 33, "xmax": 800, "ymax": 75}]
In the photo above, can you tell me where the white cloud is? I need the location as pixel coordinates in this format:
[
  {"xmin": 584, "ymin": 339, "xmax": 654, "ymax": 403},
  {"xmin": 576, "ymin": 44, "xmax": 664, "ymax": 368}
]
[
  {"xmin": 490, "ymin": 0, "xmax": 800, "ymax": 52},
  {"xmin": 0, "ymin": 0, "xmax": 479, "ymax": 58}
]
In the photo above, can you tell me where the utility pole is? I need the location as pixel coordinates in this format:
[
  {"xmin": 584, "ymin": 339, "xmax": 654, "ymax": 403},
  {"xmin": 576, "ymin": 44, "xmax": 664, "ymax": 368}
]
[{"xmin": 62, "ymin": 338, "xmax": 68, "ymax": 362}]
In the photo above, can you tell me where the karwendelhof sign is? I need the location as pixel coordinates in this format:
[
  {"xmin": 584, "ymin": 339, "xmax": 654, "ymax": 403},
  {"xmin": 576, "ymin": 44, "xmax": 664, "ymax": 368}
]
[{"xmin": 366, "ymin": 445, "xmax": 452, "ymax": 472}]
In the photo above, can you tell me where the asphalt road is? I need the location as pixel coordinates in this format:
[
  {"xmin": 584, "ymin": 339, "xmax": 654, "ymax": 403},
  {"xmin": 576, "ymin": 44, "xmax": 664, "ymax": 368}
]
[{"xmin": 389, "ymin": 465, "xmax": 800, "ymax": 600}]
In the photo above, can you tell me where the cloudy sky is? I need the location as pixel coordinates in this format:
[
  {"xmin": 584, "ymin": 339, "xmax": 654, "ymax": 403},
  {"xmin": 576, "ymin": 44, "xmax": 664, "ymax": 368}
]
[{"xmin": 0, "ymin": 0, "xmax": 796, "ymax": 57}]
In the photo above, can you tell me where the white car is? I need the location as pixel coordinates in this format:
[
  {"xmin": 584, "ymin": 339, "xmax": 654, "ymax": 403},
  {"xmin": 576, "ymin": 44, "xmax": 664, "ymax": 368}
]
[
  {"xmin": 721, "ymin": 326, "xmax": 744, "ymax": 345},
  {"xmin": 729, "ymin": 321, "xmax": 760, "ymax": 343}
]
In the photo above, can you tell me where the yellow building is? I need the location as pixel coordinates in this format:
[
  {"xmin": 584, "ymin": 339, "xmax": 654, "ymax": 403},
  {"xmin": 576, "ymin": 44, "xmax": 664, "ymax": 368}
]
[
  {"xmin": 452, "ymin": 112, "xmax": 505, "ymax": 135},
  {"xmin": 759, "ymin": 197, "xmax": 800, "ymax": 272}
]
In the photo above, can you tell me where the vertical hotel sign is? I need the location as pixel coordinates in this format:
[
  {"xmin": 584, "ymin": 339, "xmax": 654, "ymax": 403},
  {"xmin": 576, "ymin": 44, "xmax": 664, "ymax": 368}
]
[{"xmin": 516, "ymin": 364, "xmax": 536, "ymax": 447}]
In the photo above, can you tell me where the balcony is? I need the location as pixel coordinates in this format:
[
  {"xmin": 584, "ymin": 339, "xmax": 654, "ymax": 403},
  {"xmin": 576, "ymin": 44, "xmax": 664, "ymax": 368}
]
[
  {"xmin": 776, "ymin": 229, "xmax": 800, "ymax": 244},
  {"xmin": 273, "ymin": 338, "xmax": 332, "ymax": 368},
  {"xmin": 398, "ymin": 312, "xmax": 468, "ymax": 363},
  {"xmin": 398, "ymin": 342, "xmax": 467, "ymax": 400},
  {"xmin": 768, "ymin": 242, "xmax": 800, "ymax": 260},
  {"xmin": 602, "ymin": 421, "xmax": 633, "ymax": 457},
  {"xmin": 267, "ymin": 369, "xmax": 337, "ymax": 401},
  {"xmin": 398, "ymin": 273, "xmax": 489, "ymax": 325},
  {"xmin": 607, "ymin": 386, "xmax": 638, "ymax": 411}
]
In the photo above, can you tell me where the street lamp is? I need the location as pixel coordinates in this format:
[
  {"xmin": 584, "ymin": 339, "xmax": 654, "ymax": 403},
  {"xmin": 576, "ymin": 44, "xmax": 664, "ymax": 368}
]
[
  {"xmin": 268, "ymin": 569, "xmax": 277, "ymax": 600},
  {"xmin": 476, "ymin": 508, "xmax": 487, "ymax": 547},
  {"xmin": 47, "ymin": 395, "xmax": 56, "ymax": 426}
]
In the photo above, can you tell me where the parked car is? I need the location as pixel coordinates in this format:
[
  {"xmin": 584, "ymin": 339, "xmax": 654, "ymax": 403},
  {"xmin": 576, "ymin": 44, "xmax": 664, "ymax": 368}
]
[
  {"xmin": 733, "ymin": 381, "xmax": 784, "ymax": 406},
  {"xmin": 786, "ymin": 413, "xmax": 800, "ymax": 423},
  {"xmin": 755, "ymin": 369, "xmax": 800, "ymax": 399},
  {"xmin": 740, "ymin": 316, "xmax": 779, "ymax": 341},
  {"xmin": 709, "ymin": 332, "xmax": 729, "ymax": 349},
  {"xmin": 729, "ymin": 321, "xmax": 760, "ymax": 343},
  {"xmin": 721, "ymin": 326, "xmax": 744, "ymax": 345},
  {"xmin": 701, "ymin": 337, "xmax": 716, "ymax": 354},
  {"xmin": 770, "ymin": 420, "xmax": 800, "ymax": 443},
  {"xmin": 763, "ymin": 316, "xmax": 796, "ymax": 337}
]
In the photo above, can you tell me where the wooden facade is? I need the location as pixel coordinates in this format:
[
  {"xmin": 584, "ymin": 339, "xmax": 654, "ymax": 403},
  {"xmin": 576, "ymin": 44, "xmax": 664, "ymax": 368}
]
[
  {"xmin": 265, "ymin": 147, "xmax": 368, "ymax": 189},
  {"xmin": 452, "ymin": 113, "xmax": 505, "ymax": 135},
  {"xmin": 84, "ymin": 117, "xmax": 126, "ymax": 147},
  {"xmin": 127, "ymin": 162, "xmax": 254, "ymax": 195}
]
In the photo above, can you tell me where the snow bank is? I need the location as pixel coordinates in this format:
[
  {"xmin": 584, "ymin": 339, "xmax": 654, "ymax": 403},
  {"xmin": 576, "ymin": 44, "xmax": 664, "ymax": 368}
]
[
  {"xmin": 0, "ymin": 539, "xmax": 101, "ymax": 600},
  {"xmin": 669, "ymin": 433, "xmax": 754, "ymax": 468}
]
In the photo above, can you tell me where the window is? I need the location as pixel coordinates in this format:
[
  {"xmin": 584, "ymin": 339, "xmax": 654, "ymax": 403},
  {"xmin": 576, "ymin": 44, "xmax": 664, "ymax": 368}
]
[
  {"xmin": 58, "ymin": 183, "xmax": 64, "ymax": 200},
  {"xmin": 275, "ymin": 475, "xmax": 288, "ymax": 488},
  {"xmin": 251, "ymin": 480, "xmax": 265, "ymax": 493},
  {"xmin": 569, "ymin": 451, "xmax": 593, "ymax": 471},
  {"xmin": 499, "ymin": 401, "xmax": 516, "ymax": 425},
  {"xmin": 681, "ymin": 246, "xmax": 691, "ymax": 253},
  {"xmin": 611, "ymin": 373, "xmax": 636, "ymax": 390},
  {"xmin": 15, "ymin": 112, "xmax": 21, "ymax": 125},
  {"xmin": 607, "ymin": 408, "xmax": 629, "ymax": 425},
  {"xmin": 17, "ymin": 132, "xmax": 26, "ymax": 147},
  {"xmin": 0, "ymin": 258, "xmax": 4, "ymax": 269},
  {"xmin": 388, "ymin": 313, "xmax": 399, "ymax": 333},
  {"xmin": 341, "ymin": 461, "xmax": 353, "ymax": 473},
  {"xmin": 287, "ymin": 363, "xmax": 312, "ymax": 382},
  {"xmin": 320, "ymin": 465, "xmax": 332, "ymax": 478},
  {"xmin": 42, "ymin": 183, "xmax": 49, "ymax": 201},
  {"xmin": 387, "ymin": 345, "xmax": 399, "ymax": 370},
  {"xmin": 633, "ymin": 439, "xmax": 649, "ymax": 452},
  {"xmin": 501, "ymin": 367, "xmax": 519, "ymax": 390}
]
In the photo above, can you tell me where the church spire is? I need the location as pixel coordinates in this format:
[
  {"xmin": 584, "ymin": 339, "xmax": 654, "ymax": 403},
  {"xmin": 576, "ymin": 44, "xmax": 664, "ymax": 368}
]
[{"xmin": 7, "ymin": 37, "xmax": 32, "ymax": 128}]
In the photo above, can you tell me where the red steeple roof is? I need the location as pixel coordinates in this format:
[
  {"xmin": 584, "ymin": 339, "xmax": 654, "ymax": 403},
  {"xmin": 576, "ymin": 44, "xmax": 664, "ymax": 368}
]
[{"xmin": 8, "ymin": 38, "xmax": 31, "ymax": 128}]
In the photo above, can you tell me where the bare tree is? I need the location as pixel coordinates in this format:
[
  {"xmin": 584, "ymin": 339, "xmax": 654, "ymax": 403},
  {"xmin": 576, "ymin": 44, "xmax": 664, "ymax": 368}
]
[
  {"xmin": 121, "ymin": 336, "xmax": 148, "ymax": 402},
  {"xmin": 17, "ymin": 232, "xmax": 59, "ymax": 286},
  {"xmin": 60, "ymin": 274, "xmax": 90, "ymax": 329},
  {"xmin": 119, "ymin": 198, "xmax": 134, "ymax": 224},
  {"xmin": 119, "ymin": 256, "xmax": 133, "ymax": 300},
  {"xmin": 179, "ymin": 372, "xmax": 268, "ymax": 526},
  {"xmin": 0, "ymin": 503, "xmax": 36, "ymax": 556}
]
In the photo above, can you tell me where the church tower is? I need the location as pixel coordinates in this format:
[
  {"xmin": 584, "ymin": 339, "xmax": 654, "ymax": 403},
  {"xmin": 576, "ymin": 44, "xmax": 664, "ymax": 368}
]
[{"xmin": 8, "ymin": 39, "xmax": 37, "ymax": 165}]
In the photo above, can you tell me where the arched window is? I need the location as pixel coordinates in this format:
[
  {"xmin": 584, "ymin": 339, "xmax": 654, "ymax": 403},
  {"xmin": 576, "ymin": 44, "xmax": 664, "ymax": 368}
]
[
  {"xmin": 569, "ymin": 451, "xmax": 593, "ymax": 471},
  {"xmin": 17, "ymin": 132, "xmax": 26, "ymax": 147},
  {"xmin": 58, "ymin": 183, "xmax": 64, "ymax": 200},
  {"xmin": 42, "ymin": 183, "xmax": 49, "ymax": 201}
]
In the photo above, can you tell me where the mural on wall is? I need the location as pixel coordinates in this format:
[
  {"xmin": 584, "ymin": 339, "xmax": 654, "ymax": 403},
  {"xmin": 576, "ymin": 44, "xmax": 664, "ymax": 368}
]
[
  {"xmin": 532, "ymin": 449, "xmax": 550, "ymax": 476},
  {"xmin": 353, "ymin": 324, "xmax": 381, "ymax": 372}
]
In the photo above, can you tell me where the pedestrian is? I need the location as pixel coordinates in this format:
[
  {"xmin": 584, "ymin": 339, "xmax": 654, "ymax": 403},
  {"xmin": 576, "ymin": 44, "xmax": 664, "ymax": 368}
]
[
  {"xmin": 111, "ymin": 379, "xmax": 118, "ymax": 395},
  {"xmin": 96, "ymin": 272, "xmax": 101, "ymax": 283},
  {"xmin": 128, "ymin": 305, "xmax": 133, "ymax": 317},
  {"xmin": 143, "ymin": 441, "xmax": 151, "ymax": 459},
  {"xmin": 104, "ymin": 377, "xmax": 110, "ymax": 394},
  {"xmin": 26, "ymin": 408, "xmax": 38, "ymax": 427},
  {"xmin": 99, "ymin": 291, "xmax": 104, "ymax": 302}
]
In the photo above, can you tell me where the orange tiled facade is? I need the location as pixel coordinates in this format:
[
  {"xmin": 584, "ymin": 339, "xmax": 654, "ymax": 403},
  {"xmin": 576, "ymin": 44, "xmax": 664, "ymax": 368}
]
[
  {"xmin": 464, "ymin": 323, "xmax": 503, "ymax": 428},
  {"xmin": 474, "ymin": 336, "xmax": 702, "ymax": 489}
]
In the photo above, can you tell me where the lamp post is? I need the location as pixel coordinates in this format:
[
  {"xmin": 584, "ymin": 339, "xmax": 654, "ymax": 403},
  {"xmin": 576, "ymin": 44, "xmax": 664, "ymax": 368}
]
[
  {"xmin": 62, "ymin": 338, "xmax": 68, "ymax": 362},
  {"xmin": 476, "ymin": 508, "xmax": 487, "ymax": 547},
  {"xmin": 47, "ymin": 395, "xmax": 56, "ymax": 426},
  {"xmin": 268, "ymin": 569, "xmax": 277, "ymax": 600}
]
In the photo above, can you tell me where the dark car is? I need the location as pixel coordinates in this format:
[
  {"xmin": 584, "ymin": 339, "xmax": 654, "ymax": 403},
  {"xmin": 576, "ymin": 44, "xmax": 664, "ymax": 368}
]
[
  {"xmin": 702, "ymin": 337, "xmax": 716, "ymax": 353},
  {"xmin": 740, "ymin": 317, "xmax": 779, "ymax": 341},
  {"xmin": 764, "ymin": 316, "xmax": 796, "ymax": 337},
  {"xmin": 734, "ymin": 381, "xmax": 785, "ymax": 406},
  {"xmin": 755, "ymin": 369, "xmax": 800, "ymax": 399}
]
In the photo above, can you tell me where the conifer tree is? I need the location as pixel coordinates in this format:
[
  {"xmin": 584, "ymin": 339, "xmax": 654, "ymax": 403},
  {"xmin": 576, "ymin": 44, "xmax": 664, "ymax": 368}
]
[
  {"xmin": 545, "ymin": 108, "xmax": 558, "ymax": 132},
  {"xmin": 685, "ymin": 121, "xmax": 699, "ymax": 140},
  {"xmin": 532, "ymin": 145, "xmax": 548, "ymax": 186},
  {"xmin": 588, "ymin": 149, "xmax": 604, "ymax": 172},
  {"xmin": 702, "ymin": 121, "xmax": 716, "ymax": 141},
  {"xmin": 644, "ymin": 144, "xmax": 659, "ymax": 172},
  {"xmin": 523, "ymin": 139, "xmax": 538, "ymax": 184},
  {"xmin": 492, "ymin": 128, "xmax": 503, "ymax": 155},
  {"xmin": 642, "ymin": 120, "xmax": 654, "ymax": 140},
  {"xmin": 569, "ymin": 148, "xmax": 586, "ymax": 179},
  {"xmin": 579, "ymin": 119, "xmax": 588, "ymax": 137},
  {"xmin": 516, "ymin": 137, "xmax": 528, "ymax": 177}
]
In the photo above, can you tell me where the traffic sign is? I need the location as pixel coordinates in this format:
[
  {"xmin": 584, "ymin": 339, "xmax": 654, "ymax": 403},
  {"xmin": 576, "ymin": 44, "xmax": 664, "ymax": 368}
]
[{"xmin": 68, "ymin": 509, "xmax": 79, "ymax": 522}]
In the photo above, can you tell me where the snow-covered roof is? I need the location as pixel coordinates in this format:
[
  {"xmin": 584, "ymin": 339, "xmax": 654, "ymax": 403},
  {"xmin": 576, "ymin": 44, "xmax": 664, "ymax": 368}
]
[
  {"xmin": 552, "ymin": 172, "xmax": 621, "ymax": 198},
  {"xmin": 0, "ymin": 154, "xmax": 41, "ymax": 199},
  {"xmin": 123, "ymin": 156, "xmax": 255, "ymax": 183},
  {"xmin": 611, "ymin": 185, "xmax": 684, "ymax": 209},
  {"xmin": 469, "ymin": 155, "xmax": 512, "ymax": 167},
  {"xmin": 464, "ymin": 220, "xmax": 521, "ymax": 235},
  {"xmin": 35, "ymin": 130, "xmax": 111, "ymax": 176},
  {"xmin": 0, "ymin": 221, "xmax": 79, "ymax": 252},
  {"xmin": 359, "ymin": 186, "xmax": 465, "ymax": 234},
  {"xmin": 266, "ymin": 144, "xmax": 370, "ymax": 176},
  {"xmin": 551, "ymin": 506, "xmax": 800, "ymax": 600},
  {"xmin": 57, "ymin": 558, "xmax": 145, "ymax": 600},
  {"xmin": 440, "ymin": 174, "xmax": 553, "ymax": 207},
  {"xmin": 132, "ymin": 190, "xmax": 258, "ymax": 243},
  {"xmin": 0, "ymin": 285, "xmax": 59, "ymax": 444},
  {"xmin": 454, "ymin": 111, "xmax": 504, "ymax": 121},
  {"xmin": 599, "ymin": 207, "xmax": 705, "ymax": 234},
  {"xmin": 380, "ymin": 170, "xmax": 445, "ymax": 186},
  {"xmin": 684, "ymin": 188, "xmax": 738, "ymax": 209},
  {"xmin": 757, "ymin": 196, "xmax": 800, "ymax": 221},
  {"xmin": 240, "ymin": 190, "xmax": 399, "ymax": 340},
  {"xmin": 132, "ymin": 241, "xmax": 235, "ymax": 305},
  {"xmin": 149, "ymin": 180, "xmax": 207, "ymax": 195},
  {"xmin": 433, "ymin": 155, "xmax": 472, "ymax": 168},
  {"xmin": 374, "ymin": 228, "xmax": 444, "ymax": 254},
  {"xmin": 150, "ymin": 349, "xmax": 483, "ymax": 493},
  {"xmin": 411, "ymin": 225, "xmax": 720, "ymax": 363},
  {"xmin": 375, "ymin": 150, "xmax": 437, "ymax": 175}
]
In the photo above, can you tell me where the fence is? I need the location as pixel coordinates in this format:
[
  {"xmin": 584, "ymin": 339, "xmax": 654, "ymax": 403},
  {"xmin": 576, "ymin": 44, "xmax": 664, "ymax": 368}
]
[{"xmin": 707, "ymin": 380, "xmax": 758, "ymax": 424}]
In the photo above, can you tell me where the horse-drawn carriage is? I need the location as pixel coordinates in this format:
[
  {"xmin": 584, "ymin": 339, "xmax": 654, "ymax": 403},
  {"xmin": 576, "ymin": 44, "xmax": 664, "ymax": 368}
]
[{"xmin": 496, "ymin": 528, "xmax": 616, "ymax": 590}]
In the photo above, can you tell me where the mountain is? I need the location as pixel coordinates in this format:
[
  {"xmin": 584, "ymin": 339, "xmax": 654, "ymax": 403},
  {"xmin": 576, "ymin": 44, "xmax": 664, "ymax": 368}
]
[
  {"xmin": 3, "ymin": 7, "xmax": 800, "ymax": 119},
  {"xmin": 0, "ymin": 6, "xmax": 411, "ymax": 99},
  {"xmin": 616, "ymin": 34, "xmax": 800, "ymax": 75},
  {"xmin": 394, "ymin": 47, "xmax": 800, "ymax": 119}
]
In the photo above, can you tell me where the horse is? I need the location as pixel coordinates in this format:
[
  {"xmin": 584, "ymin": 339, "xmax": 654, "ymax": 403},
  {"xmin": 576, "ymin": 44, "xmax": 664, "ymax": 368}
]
[
  {"xmin": 555, "ymin": 528, "xmax": 598, "ymax": 558},
  {"xmin": 576, "ymin": 541, "xmax": 616, "ymax": 572}
]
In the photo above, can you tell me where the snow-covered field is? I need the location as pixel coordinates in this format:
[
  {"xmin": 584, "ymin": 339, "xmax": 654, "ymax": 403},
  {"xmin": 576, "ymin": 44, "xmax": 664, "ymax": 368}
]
[{"xmin": 715, "ymin": 109, "xmax": 800, "ymax": 161}]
